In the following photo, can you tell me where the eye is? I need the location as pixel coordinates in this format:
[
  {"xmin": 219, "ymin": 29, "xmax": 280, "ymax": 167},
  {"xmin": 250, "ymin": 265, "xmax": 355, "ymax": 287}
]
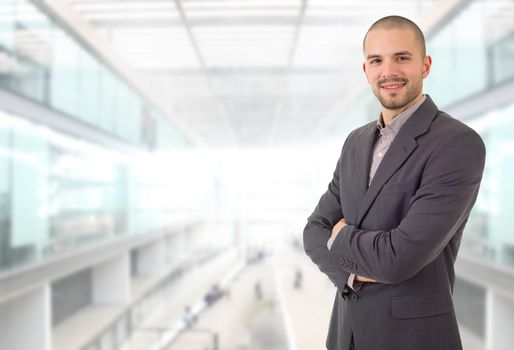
[
  {"xmin": 370, "ymin": 58, "xmax": 381, "ymax": 64},
  {"xmin": 397, "ymin": 56, "xmax": 410, "ymax": 61}
]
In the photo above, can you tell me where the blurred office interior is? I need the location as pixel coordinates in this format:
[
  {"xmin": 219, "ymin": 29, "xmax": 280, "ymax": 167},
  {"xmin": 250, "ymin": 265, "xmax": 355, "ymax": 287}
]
[{"xmin": 1, "ymin": 0, "xmax": 514, "ymax": 349}]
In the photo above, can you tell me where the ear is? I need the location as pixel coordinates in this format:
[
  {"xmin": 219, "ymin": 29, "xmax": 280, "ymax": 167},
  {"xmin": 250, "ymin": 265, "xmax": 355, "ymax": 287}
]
[
  {"xmin": 362, "ymin": 62, "xmax": 370, "ymax": 83},
  {"xmin": 422, "ymin": 55, "xmax": 432, "ymax": 79}
]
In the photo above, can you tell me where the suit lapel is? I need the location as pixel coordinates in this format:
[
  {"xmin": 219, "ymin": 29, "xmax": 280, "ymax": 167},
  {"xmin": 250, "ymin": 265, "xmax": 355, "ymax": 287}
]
[
  {"xmin": 353, "ymin": 123, "xmax": 377, "ymax": 211},
  {"xmin": 356, "ymin": 133, "xmax": 417, "ymax": 226},
  {"xmin": 355, "ymin": 95, "xmax": 440, "ymax": 227}
]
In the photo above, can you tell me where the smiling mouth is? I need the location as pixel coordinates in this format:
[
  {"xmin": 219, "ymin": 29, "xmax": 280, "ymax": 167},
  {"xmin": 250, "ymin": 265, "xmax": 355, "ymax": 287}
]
[{"xmin": 380, "ymin": 82, "xmax": 406, "ymax": 90}]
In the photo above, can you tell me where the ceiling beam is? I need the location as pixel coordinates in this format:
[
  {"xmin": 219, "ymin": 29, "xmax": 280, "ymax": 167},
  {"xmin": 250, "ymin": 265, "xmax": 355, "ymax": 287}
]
[
  {"xmin": 89, "ymin": 16, "xmax": 363, "ymax": 28},
  {"xmin": 266, "ymin": 0, "xmax": 308, "ymax": 146},
  {"xmin": 139, "ymin": 66, "xmax": 348, "ymax": 76},
  {"xmin": 174, "ymin": 0, "xmax": 239, "ymax": 146}
]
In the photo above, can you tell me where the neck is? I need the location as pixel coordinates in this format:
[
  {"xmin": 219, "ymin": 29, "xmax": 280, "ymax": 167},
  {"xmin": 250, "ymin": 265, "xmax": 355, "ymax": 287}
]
[{"xmin": 381, "ymin": 92, "xmax": 424, "ymax": 125}]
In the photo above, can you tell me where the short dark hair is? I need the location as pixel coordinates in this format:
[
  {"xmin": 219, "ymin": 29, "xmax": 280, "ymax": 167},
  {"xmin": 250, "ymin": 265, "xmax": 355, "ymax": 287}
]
[{"xmin": 363, "ymin": 15, "xmax": 426, "ymax": 57}]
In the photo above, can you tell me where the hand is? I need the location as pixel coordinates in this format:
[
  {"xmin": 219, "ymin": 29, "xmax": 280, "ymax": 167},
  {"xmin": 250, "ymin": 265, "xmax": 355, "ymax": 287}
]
[
  {"xmin": 331, "ymin": 218, "xmax": 347, "ymax": 237},
  {"xmin": 355, "ymin": 275, "xmax": 377, "ymax": 283},
  {"xmin": 327, "ymin": 218, "xmax": 346, "ymax": 250}
]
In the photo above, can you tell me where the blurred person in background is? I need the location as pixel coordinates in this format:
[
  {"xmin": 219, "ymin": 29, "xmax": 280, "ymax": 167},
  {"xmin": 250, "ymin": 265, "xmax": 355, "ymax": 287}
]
[
  {"xmin": 254, "ymin": 280, "xmax": 263, "ymax": 301},
  {"xmin": 303, "ymin": 15, "xmax": 486, "ymax": 350},
  {"xmin": 293, "ymin": 268, "xmax": 303, "ymax": 290},
  {"xmin": 182, "ymin": 305, "xmax": 197, "ymax": 329}
]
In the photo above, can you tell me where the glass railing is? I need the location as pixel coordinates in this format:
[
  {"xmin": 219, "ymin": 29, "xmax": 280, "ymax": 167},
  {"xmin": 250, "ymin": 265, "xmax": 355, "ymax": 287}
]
[
  {"xmin": 0, "ymin": 0, "xmax": 188, "ymax": 149},
  {"xmin": 425, "ymin": 0, "xmax": 514, "ymax": 107},
  {"xmin": 0, "ymin": 109, "xmax": 206, "ymax": 273},
  {"xmin": 459, "ymin": 101, "xmax": 514, "ymax": 267}
]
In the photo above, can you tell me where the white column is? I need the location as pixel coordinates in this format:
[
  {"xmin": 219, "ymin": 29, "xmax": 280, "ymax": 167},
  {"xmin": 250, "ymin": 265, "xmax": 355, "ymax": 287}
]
[
  {"xmin": 137, "ymin": 239, "xmax": 166, "ymax": 276},
  {"xmin": 0, "ymin": 285, "xmax": 51, "ymax": 350},
  {"xmin": 486, "ymin": 290, "xmax": 514, "ymax": 350},
  {"xmin": 92, "ymin": 253, "xmax": 130, "ymax": 304}
]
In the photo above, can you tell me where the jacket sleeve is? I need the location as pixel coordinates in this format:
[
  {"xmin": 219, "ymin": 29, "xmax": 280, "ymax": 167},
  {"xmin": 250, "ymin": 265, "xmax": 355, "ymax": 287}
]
[
  {"xmin": 303, "ymin": 152, "xmax": 350, "ymax": 290},
  {"xmin": 328, "ymin": 128, "xmax": 486, "ymax": 284}
]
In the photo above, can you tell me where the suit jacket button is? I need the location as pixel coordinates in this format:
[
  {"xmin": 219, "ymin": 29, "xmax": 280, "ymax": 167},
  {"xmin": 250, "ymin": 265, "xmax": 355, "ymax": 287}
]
[
  {"xmin": 351, "ymin": 294, "xmax": 359, "ymax": 301},
  {"xmin": 339, "ymin": 259, "xmax": 344, "ymax": 265}
]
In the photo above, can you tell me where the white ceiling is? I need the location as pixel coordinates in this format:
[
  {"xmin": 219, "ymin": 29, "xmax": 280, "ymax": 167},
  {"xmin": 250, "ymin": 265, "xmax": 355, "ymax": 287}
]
[{"xmin": 69, "ymin": 0, "xmax": 440, "ymax": 148}]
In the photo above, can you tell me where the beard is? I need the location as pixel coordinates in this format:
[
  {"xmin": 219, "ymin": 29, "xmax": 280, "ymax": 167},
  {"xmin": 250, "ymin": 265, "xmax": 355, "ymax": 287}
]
[{"xmin": 373, "ymin": 77, "xmax": 422, "ymax": 110}]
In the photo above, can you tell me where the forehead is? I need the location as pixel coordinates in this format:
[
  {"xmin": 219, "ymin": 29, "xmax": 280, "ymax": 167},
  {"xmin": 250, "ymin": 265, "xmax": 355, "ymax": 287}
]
[{"xmin": 364, "ymin": 28, "xmax": 420, "ymax": 55}]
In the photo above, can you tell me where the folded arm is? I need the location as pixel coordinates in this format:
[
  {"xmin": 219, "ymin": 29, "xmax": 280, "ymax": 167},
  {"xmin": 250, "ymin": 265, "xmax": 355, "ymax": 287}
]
[
  {"xmin": 328, "ymin": 129, "xmax": 485, "ymax": 284},
  {"xmin": 329, "ymin": 218, "xmax": 377, "ymax": 284},
  {"xmin": 303, "ymin": 155, "xmax": 351, "ymax": 291}
]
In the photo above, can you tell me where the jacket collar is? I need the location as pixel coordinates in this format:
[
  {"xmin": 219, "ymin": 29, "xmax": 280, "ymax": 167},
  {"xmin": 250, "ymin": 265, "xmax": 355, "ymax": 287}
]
[{"xmin": 354, "ymin": 95, "xmax": 439, "ymax": 227}]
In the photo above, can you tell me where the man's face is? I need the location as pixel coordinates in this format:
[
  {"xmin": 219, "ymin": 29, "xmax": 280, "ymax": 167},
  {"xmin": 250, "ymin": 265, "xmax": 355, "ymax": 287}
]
[{"xmin": 363, "ymin": 28, "xmax": 431, "ymax": 112}]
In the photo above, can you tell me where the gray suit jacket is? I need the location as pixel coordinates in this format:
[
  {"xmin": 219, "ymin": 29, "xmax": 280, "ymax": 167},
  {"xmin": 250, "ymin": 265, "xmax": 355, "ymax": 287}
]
[{"xmin": 303, "ymin": 96, "xmax": 485, "ymax": 350}]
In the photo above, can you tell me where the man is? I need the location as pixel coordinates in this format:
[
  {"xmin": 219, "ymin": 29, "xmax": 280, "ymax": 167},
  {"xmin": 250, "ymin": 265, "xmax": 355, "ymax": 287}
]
[{"xmin": 303, "ymin": 15, "xmax": 485, "ymax": 350}]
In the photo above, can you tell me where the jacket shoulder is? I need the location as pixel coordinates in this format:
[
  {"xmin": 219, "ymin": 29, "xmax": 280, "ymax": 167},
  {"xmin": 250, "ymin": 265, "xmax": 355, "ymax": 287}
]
[
  {"xmin": 346, "ymin": 120, "xmax": 376, "ymax": 141},
  {"xmin": 432, "ymin": 111, "xmax": 484, "ymax": 143},
  {"xmin": 428, "ymin": 111, "xmax": 486, "ymax": 162}
]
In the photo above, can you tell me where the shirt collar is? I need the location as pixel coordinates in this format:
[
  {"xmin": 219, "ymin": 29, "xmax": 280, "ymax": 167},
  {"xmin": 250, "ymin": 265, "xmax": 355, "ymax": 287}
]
[{"xmin": 377, "ymin": 94, "xmax": 426, "ymax": 136}]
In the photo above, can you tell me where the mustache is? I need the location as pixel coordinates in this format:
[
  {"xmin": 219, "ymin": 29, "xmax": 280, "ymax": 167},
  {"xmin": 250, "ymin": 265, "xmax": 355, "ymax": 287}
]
[{"xmin": 377, "ymin": 78, "xmax": 408, "ymax": 85}]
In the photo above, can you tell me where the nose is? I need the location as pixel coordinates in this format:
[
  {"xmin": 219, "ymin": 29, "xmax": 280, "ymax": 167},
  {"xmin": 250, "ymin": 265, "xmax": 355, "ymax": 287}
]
[{"xmin": 381, "ymin": 59, "xmax": 399, "ymax": 79}]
